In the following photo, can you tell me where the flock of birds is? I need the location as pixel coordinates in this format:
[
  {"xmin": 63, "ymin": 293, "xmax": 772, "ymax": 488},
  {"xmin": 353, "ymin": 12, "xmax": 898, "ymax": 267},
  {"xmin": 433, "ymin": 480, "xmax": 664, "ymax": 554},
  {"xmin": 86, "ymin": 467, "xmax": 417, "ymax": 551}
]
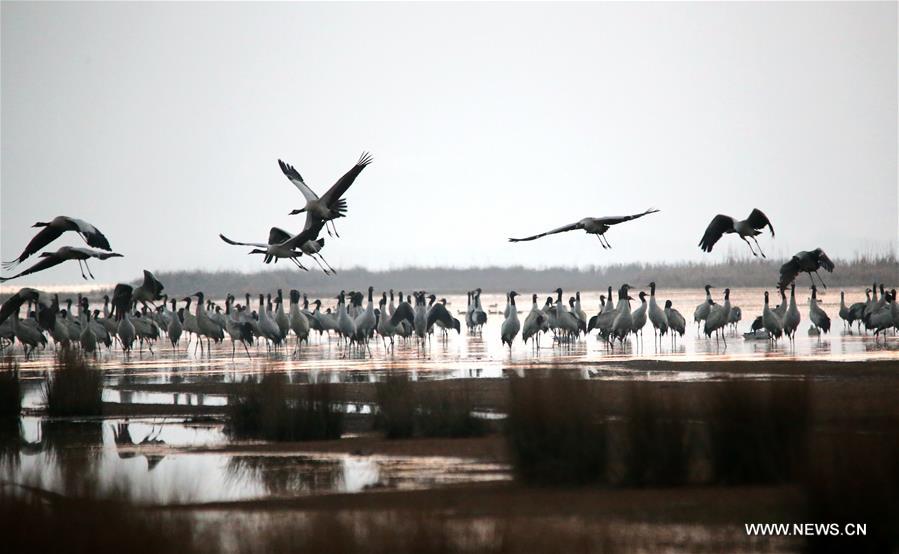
[{"xmin": 0, "ymin": 151, "xmax": 895, "ymax": 359}]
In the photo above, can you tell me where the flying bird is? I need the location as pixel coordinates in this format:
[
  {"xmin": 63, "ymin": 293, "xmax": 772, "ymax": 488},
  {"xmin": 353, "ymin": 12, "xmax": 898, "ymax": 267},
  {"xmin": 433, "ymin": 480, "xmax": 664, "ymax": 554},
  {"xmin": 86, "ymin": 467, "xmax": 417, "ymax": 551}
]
[
  {"xmin": 777, "ymin": 248, "xmax": 835, "ymax": 291},
  {"xmin": 219, "ymin": 220, "xmax": 334, "ymax": 273},
  {"xmin": 3, "ymin": 216, "xmax": 112, "ymax": 270},
  {"xmin": 279, "ymin": 152, "xmax": 373, "ymax": 238},
  {"xmin": 0, "ymin": 246, "xmax": 122, "ymax": 282},
  {"xmin": 698, "ymin": 209, "xmax": 774, "ymax": 257},
  {"xmin": 508, "ymin": 208, "xmax": 659, "ymax": 247},
  {"xmin": 133, "ymin": 270, "xmax": 165, "ymax": 307}
]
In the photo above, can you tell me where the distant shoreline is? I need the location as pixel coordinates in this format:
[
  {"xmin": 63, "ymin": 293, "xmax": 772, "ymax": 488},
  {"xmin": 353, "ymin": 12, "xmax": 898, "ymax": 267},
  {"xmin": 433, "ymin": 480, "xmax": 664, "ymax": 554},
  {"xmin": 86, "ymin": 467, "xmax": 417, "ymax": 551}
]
[{"xmin": 2, "ymin": 255, "xmax": 895, "ymax": 301}]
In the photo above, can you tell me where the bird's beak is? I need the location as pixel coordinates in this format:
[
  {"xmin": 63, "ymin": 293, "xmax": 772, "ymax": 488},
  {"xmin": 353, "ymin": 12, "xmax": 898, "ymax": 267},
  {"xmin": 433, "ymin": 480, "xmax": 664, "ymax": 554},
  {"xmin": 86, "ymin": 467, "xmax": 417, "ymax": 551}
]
[{"xmin": 289, "ymin": 208, "xmax": 306, "ymax": 215}]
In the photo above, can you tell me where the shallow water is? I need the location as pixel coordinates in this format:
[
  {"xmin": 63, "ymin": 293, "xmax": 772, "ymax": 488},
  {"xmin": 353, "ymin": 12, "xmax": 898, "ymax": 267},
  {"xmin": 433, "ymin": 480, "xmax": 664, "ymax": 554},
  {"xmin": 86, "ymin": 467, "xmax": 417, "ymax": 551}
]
[
  {"xmin": 2, "ymin": 417, "xmax": 510, "ymax": 504},
  {"xmin": 5, "ymin": 287, "xmax": 897, "ymax": 385}
]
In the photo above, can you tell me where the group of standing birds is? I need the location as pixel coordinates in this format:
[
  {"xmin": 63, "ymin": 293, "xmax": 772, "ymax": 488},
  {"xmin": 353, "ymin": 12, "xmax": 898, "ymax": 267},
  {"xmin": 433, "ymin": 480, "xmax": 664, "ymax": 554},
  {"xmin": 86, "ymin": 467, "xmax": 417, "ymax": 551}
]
[
  {"xmin": 498, "ymin": 283, "xmax": 689, "ymax": 350},
  {"xmin": 219, "ymin": 153, "xmax": 373, "ymax": 274}
]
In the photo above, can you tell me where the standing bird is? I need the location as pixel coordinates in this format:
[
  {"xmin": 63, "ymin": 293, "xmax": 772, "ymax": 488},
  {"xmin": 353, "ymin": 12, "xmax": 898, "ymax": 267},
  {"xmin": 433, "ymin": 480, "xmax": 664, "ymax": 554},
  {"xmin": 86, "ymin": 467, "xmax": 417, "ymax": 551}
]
[
  {"xmin": 782, "ymin": 283, "xmax": 801, "ymax": 341},
  {"xmin": 279, "ymin": 152, "xmax": 373, "ymax": 238},
  {"xmin": 522, "ymin": 294, "xmax": 546, "ymax": 348},
  {"xmin": 693, "ymin": 285, "xmax": 714, "ymax": 329},
  {"xmin": 664, "ymin": 300, "xmax": 686, "ymax": 342},
  {"xmin": 3, "ymin": 216, "xmax": 112, "ymax": 270},
  {"xmin": 1, "ymin": 246, "xmax": 122, "ymax": 282},
  {"xmin": 703, "ymin": 288, "xmax": 731, "ymax": 345},
  {"xmin": 500, "ymin": 291, "xmax": 521, "ymax": 349},
  {"xmin": 111, "ymin": 284, "xmax": 136, "ymax": 353},
  {"xmin": 630, "ymin": 291, "xmax": 649, "ymax": 341},
  {"xmin": 647, "ymin": 282, "xmax": 668, "ymax": 341},
  {"xmin": 777, "ymin": 248, "xmax": 835, "ymax": 291},
  {"xmin": 762, "ymin": 291, "xmax": 783, "ymax": 341},
  {"xmin": 808, "ymin": 285, "xmax": 831, "ymax": 335},
  {"xmin": 698, "ymin": 209, "xmax": 774, "ymax": 257},
  {"xmin": 508, "ymin": 209, "xmax": 659, "ymax": 247},
  {"xmin": 167, "ymin": 298, "xmax": 183, "ymax": 351}
]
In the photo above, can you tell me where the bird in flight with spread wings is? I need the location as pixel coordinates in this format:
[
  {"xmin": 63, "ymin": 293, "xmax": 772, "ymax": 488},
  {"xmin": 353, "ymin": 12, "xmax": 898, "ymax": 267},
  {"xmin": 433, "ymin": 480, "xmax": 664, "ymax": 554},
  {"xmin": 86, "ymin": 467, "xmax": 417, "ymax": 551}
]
[
  {"xmin": 508, "ymin": 208, "xmax": 660, "ymax": 248},
  {"xmin": 698, "ymin": 208, "xmax": 774, "ymax": 257},
  {"xmin": 3, "ymin": 215, "xmax": 112, "ymax": 270},
  {"xmin": 277, "ymin": 152, "xmax": 373, "ymax": 239}
]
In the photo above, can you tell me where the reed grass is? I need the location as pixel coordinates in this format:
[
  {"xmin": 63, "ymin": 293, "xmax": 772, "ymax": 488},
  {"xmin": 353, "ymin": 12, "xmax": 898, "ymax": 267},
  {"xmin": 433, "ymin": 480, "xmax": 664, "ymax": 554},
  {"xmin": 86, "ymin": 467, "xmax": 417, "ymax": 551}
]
[
  {"xmin": 43, "ymin": 350, "xmax": 103, "ymax": 417},
  {"xmin": 375, "ymin": 374, "xmax": 488, "ymax": 439}
]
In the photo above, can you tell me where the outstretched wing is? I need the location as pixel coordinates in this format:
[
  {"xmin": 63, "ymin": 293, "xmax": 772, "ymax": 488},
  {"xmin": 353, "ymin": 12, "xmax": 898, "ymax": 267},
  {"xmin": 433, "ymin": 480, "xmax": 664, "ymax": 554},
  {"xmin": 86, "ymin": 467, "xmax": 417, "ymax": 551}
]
[
  {"xmin": 698, "ymin": 215, "xmax": 734, "ymax": 253},
  {"xmin": 746, "ymin": 209, "xmax": 774, "ymax": 236},
  {"xmin": 268, "ymin": 227, "xmax": 292, "ymax": 245},
  {"xmin": 508, "ymin": 221, "xmax": 583, "ymax": 242},
  {"xmin": 0, "ymin": 288, "xmax": 40, "ymax": 326},
  {"xmin": 427, "ymin": 303, "xmax": 454, "ymax": 329},
  {"xmin": 777, "ymin": 257, "xmax": 801, "ymax": 291},
  {"xmin": 140, "ymin": 270, "xmax": 165, "ymax": 298},
  {"xmin": 0, "ymin": 255, "xmax": 66, "ymax": 283},
  {"xmin": 390, "ymin": 302, "xmax": 414, "ymax": 327},
  {"xmin": 594, "ymin": 208, "xmax": 660, "ymax": 226},
  {"xmin": 278, "ymin": 159, "xmax": 319, "ymax": 203},
  {"xmin": 220, "ymin": 234, "xmax": 268, "ymax": 248},
  {"xmin": 68, "ymin": 217, "xmax": 112, "ymax": 250},
  {"xmin": 2, "ymin": 225, "xmax": 64, "ymax": 269},
  {"xmin": 814, "ymin": 249, "xmax": 835, "ymax": 273},
  {"xmin": 319, "ymin": 152, "xmax": 372, "ymax": 209}
]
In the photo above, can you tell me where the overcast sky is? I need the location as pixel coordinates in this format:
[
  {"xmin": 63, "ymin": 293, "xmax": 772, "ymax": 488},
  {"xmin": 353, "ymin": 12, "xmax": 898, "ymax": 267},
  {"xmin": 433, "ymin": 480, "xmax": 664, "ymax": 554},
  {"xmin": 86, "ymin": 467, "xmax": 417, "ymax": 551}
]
[{"xmin": 2, "ymin": 1, "xmax": 896, "ymax": 288}]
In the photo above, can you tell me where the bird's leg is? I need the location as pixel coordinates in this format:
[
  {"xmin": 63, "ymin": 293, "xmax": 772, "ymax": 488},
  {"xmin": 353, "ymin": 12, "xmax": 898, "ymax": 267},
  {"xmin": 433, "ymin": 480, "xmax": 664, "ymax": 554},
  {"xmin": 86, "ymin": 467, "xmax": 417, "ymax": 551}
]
[
  {"xmin": 595, "ymin": 235, "xmax": 607, "ymax": 249},
  {"xmin": 742, "ymin": 237, "xmax": 758, "ymax": 257},
  {"xmin": 77, "ymin": 260, "xmax": 88, "ymax": 280},
  {"xmin": 814, "ymin": 270, "xmax": 827, "ymax": 289},
  {"xmin": 84, "ymin": 259, "xmax": 96, "ymax": 279},
  {"xmin": 310, "ymin": 255, "xmax": 331, "ymax": 274},
  {"xmin": 750, "ymin": 236, "xmax": 766, "ymax": 258},
  {"xmin": 601, "ymin": 235, "xmax": 611, "ymax": 248},
  {"xmin": 316, "ymin": 254, "xmax": 337, "ymax": 274},
  {"xmin": 330, "ymin": 220, "xmax": 341, "ymax": 238}
]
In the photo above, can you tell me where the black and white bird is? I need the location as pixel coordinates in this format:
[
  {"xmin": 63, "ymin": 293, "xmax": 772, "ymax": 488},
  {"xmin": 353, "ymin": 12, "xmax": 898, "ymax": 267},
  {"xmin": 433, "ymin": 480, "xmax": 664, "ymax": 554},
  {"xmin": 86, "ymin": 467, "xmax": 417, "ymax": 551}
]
[
  {"xmin": 0, "ymin": 246, "xmax": 122, "ymax": 282},
  {"xmin": 777, "ymin": 248, "xmax": 835, "ymax": 291},
  {"xmin": 3, "ymin": 216, "xmax": 112, "ymax": 270},
  {"xmin": 133, "ymin": 270, "xmax": 165, "ymax": 307},
  {"xmin": 279, "ymin": 152, "xmax": 373, "ymax": 238},
  {"xmin": 220, "ymin": 222, "xmax": 334, "ymax": 273},
  {"xmin": 508, "ymin": 209, "xmax": 659, "ymax": 247},
  {"xmin": 698, "ymin": 209, "xmax": 774, "ymax": 257}
]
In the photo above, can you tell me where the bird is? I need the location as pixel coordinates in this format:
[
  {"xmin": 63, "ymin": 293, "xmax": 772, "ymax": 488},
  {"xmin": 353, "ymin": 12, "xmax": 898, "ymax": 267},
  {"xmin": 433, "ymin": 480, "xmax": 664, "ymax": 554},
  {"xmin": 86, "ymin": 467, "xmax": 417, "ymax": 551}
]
[
  {"xmin": 279, "ymin": 152, "xmax": 373, "ymax": 238},
  {"xmin": 762, "ymin": 291, "xmax": 784, "ymax": 340},
  {"xmin": 693, "ymin": 285, "xmax": 714, "ymax": 329},
  {"xmin": 698, "ymin": 208, "xmax": 774, "ymax": 257},
  {"xmin": 808, "ymin": 285, "xmax": 831, "ymax": 335},
  {"xmin": 3, "ymin": 216, "xmax": 112, "ymax": 270},
  {"xmin": 133, "ymin": 270, "xmax": 165, "ymax": 308},
  {"xmin": 611, "ymin": 285, "xmax": 634, "ymax": 343},
  {"xmin": 703, "ymin": 288, "xmax": 731, "ymax": 345},
  {"xmin": 509, "ymin": 209, "xmax": 659, "ymax": 247},
  {"xmin": 664, "ymin": 300, "xmax": 686, "ymax": 342},
  {"xmin": 426, "ymin": 297, "xmax": 461, "ymax": 337},
  {"xmin": 782, "ymin": 283, "xmax": 801, "ymax": 340},
  {"xmin": 111, "ymin": 284, "xmax": 136, "ymax": 353},
  {"xmin": 288, "ymin": 290, "xmax": 311, "ymax": 352},
  {"xmin": 0, "ymin": 246, "xmax": 122, "ymax": 282},
  {"xmin": 500, "ymin": 291, "xmax": 521, "ymax": 349},
  {"xmin": 647, "ymin": 282, "xmax": 668, "ymax": 341},
  {"xmin": 522, "ymin": 293, "xmax": 546, "ymax": 348},
  {"xmin": 865, "ymin": 291, "xmax": 894, "ymax": 340},
  {"xmin": 167, "ymin": 298, "xmax": 183, "ymax": 351},
  {"xmin": 354, "ymin": 287, "xmax": 377, "ymax": 355},
  {"xmin": 777, "ymin": 248, "xmax": 835, "ymax": 291},
  {"xmin": 219, "ymin": 223, "xmax": 335, "ymax": 274},
  {"xmin": 631, "ymin": 291, "xmax": 648, "ymax": 341}
]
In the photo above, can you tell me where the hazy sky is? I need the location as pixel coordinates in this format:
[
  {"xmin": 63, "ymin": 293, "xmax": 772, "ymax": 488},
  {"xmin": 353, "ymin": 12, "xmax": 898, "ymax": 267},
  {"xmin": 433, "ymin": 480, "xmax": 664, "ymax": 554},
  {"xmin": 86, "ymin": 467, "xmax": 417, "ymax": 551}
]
[{"xmin": 2, "ymin": 1, "xmax": 896, "ymax": 287}]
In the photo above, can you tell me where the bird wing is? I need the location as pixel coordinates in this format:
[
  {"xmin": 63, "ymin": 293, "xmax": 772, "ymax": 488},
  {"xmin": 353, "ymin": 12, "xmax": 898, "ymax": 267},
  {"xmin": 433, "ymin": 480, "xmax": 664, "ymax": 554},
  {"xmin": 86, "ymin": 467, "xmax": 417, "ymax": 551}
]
[
  {"xmin": 268, "ymin": 227, "xmax": 292, "ymax": 245},
  {"xmin": 279, "ymin": 220, "xmax": 326, "ymax": 251},
  {"xmin": 508, "ymin": 221, "xmax": 583, "ymax": 242},
  {"xmin": 2, "ymin": 225, "xmax": 64, "ymax": 269},
  {"xmin": 593, "ymin": 208, "xmax": 660, "ymax": 226},
  {"xmin": 219, "ymin": 234, "xmax": 268, "ymax": 248},
  {"xmin": 0, "ymin": 255, "xmax": 66, "ymax": 283},
  {"xmin": 67, "ymin": 217, "xmax": 112, "ymax": 250},
  {"xmin": 390, "ymin": 302, "xmax": 415, "ymax": 327},
  {"xmin": 427, "ymin": 303, "xmax": 454, "ymax": 329},
  {"xmin": 141, "ymin": 270, "xmax": 165, "ymax": 297},
  {"xmin": 319, "ymin": 152, "xmax": 373, "ymax": 209},
  {"xmin": 777, "ymin": 257, "xmax": 801, "ymax": 291},
  {"xmin": 746, "ymin": 209, "xmax": 775, "ymax": 236},
  {"xmin": 0, "ymin": 288, "xmax": 40, "ymax": 326},
  {"xmin": 278, "ymin": 159, "xmax": 319, "ymax": 203},
  {"xmin": 815, "ymin": 249, "xmax": 835, "ymax": 273},
  {"xmin": 698, "ymin": 215, "xmax": 734, "ymax": 252}
]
